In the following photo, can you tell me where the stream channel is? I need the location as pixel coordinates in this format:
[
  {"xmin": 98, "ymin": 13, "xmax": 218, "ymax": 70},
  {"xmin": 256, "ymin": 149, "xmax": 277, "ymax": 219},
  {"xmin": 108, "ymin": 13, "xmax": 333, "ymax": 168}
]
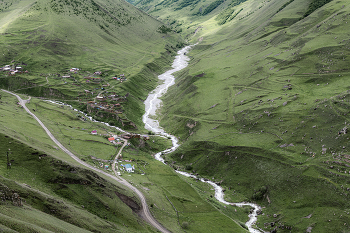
[
  {"xmin": 142, "ymin": 45, "xmax": 263, "ymax": 233},
  {"xmin": 45, "ymin": 46, "xmax": 263, "ymax": 233}
]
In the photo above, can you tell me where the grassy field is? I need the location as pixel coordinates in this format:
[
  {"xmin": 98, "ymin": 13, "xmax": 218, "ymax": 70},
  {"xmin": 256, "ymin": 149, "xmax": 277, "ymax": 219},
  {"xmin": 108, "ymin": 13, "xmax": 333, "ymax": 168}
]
[
  {"xmin": 115, "ymin": 146, "xmax": 251, "ymax": 232},
  {"xmin": 0, "ymin": 131, "xmax": 158, "ymax": 233},
  {"xmin": 157, "ymin": 0, "xmax": 350, "ymax": 232},
  {"xmin": 2, "ymin": 0, "xmax": 350, "ymax": 232},
  {"xmin": 1, "ymin": 93, "xmax": 255, "ymax": 232},
  {"xmin": 0, "ymin": 90, "xmax": 163, "ymax": 232}
]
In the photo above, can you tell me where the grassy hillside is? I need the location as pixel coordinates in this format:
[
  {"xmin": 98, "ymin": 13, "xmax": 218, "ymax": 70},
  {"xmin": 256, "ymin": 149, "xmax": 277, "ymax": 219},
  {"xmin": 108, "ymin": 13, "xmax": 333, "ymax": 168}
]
[
  {"xmin": 0, "ymin": 0, "xmax": 176, "ymax": 74},
  {"xmin": 0, "ymin": 90, "xmax": 155, "ymax": 232},
  {"xmin": 2, "ymin": 0, "xmax": 350, "ymax": 231},
  {"xmin": 0, "ymin": 89, "xmax": 254, "ymax": 232},
  {"xmin": 0, "ymin": 0, "xmax": 184, "ymax": 130},
  {"xmin": 158, "ymin": 0, "xmax": 350, "ymax": 232},
  {"xmin": 0, "ymin": 132, "xmax": 157, "ymax": 233},
  {"xmin": 126, "ymin": 0, "xmax": 247, "ymax": 38}
]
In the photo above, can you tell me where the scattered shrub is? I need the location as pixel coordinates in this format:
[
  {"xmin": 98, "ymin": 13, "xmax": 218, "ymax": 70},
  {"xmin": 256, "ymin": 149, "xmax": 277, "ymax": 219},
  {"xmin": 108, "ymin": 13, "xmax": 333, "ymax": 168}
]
[
  {"xmin": 157, "ymin": 25, "xmax": 172, "ymax": 33},
  {"xmin": 182, "ymin": 221, "xmax": 189, "ymax": 229},
  {"xmin": 252, "ymin": 186, "xmax": 268, "ymax": 200}
]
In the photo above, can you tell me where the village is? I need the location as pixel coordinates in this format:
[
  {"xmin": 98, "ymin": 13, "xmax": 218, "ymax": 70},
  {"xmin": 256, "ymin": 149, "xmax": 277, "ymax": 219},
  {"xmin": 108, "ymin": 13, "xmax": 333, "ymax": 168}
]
[
  {"xmin": 2, "ymin": 63, "xmax": 149, "ymax": 175},
  {"xmin": 0, "ymin": 64, "xmax": 28, "ymax": 75},
  {"xmin": 1, "ymin": 62, "xmax": 134, "ymax": 127},
  {"xmin": 89, "ymin": 129, "xmax": 150, "ymax": 175},
  {"xmin": 69, "ymin": 69, "xmax": 131, "ymax": 127}
]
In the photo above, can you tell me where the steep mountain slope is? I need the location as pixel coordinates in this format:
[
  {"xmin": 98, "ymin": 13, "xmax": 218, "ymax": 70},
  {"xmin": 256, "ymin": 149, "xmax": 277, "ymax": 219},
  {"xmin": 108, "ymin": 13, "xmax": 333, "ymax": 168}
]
[
  {"xmin": 0, "ymin": 0, "xmax": 184, "ymax": 232},
  {"xmin": 0, "ymin": 0, "xmax": 184, "ymax": 130},
  {"xmin": 0, "ymin": 0, "xmax": 172, "ymax": 73},
  {"xmin": 0, "ymin": 132, "xmax": 155, "ymax": 233},
  {"xmin": 158, "ymin": 0, "xmax": 350, "ymax": 232},
  {"xmin": 127, "ymin": 0, "xmax": 249, "ymax": 38}
]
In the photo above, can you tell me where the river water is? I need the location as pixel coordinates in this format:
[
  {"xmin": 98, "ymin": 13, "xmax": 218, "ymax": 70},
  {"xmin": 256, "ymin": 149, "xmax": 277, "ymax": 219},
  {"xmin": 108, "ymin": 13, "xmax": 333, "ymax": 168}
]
[
  {"xmin": 142, "ymin": 46, "xmax": 264, "ymax": 233},
  {"xmin": 44, "ymin": 46, "xmax": 263, "ymax": 232}
]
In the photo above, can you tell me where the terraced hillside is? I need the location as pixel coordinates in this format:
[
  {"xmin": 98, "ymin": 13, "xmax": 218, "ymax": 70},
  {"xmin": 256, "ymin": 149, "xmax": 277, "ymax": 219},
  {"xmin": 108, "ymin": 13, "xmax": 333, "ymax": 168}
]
[
  {"xmin": 0, "ymin": 0, "xmax": 184, "ymax": 129},
  {"xmin": 157, "ymin": 0, "xmax": 350, "ymax": 232}
]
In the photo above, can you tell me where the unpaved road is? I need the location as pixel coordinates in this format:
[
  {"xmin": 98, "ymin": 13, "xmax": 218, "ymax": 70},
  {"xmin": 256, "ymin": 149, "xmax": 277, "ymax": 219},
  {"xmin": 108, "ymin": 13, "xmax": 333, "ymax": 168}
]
[
  {"xmin": 2, "ymin": 89, "xmax": 170, "ymax": 233},
  {"xmin": 112, "ymin": 138, "xmax": 127, "ymax": 176}
]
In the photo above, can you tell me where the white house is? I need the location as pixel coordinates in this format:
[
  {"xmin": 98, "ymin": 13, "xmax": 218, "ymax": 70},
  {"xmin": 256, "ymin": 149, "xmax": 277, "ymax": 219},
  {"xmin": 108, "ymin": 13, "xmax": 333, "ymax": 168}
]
[{"xmin": 125, "ymin": 164, "xmax": 134, "ymax": 173}]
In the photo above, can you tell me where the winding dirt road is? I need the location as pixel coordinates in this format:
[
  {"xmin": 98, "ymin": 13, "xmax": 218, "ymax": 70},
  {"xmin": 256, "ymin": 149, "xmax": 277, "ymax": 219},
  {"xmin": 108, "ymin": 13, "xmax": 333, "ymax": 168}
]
[
  {"xmin": 112, "ymin": 137, "xmax": 127, "ymax": 176},
  {"xmin": 2, "ymin": 89, "xmax": 170, "ymax": 233}
]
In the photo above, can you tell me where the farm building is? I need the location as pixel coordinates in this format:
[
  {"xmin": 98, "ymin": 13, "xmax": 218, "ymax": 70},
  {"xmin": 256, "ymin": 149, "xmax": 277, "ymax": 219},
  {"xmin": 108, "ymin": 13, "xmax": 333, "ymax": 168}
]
[{"xmin": 125, "ymin": 164, "xmax": 134, "ymax": 173}]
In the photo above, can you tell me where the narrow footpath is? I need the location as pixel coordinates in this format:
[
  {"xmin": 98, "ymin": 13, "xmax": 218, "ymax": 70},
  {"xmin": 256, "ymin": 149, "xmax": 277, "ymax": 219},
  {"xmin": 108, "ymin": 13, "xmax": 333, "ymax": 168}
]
[{"xmin": 1, "ymin": 89, "xmax": 171, "ymax": 233}]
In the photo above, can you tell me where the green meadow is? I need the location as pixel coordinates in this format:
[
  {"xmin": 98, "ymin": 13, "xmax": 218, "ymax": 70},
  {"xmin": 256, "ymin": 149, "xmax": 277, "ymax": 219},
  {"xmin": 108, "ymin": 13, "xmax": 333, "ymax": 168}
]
[
  {"xmin": 2, "ymin": 0, "xmax": 350, "ymax": 232},
  {"xmin": 0, "ymin": 131, "xmax": 155, "ymax": 233},
  {"xmin": 1, "ymin": 95, "xmax": 253, "ymax": 232},
  {"xmin": 156, "ymin": 0, "xmax": 350, "ymax": 232}
]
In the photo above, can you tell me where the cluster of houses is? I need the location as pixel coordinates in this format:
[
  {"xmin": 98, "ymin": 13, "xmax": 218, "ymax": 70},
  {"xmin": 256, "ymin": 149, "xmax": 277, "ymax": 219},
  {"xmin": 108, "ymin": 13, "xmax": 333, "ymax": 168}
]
[
  {"xmin": 108, "ymin": 133, "xmax": 149, "ymax": 142},
  {"xmin": 70, "ymin": 68, "xmax": 80, "ymax": 72},
  {"xmin": 112, "ymin": 74, "xmax": 126, "ymax": 82},
  {"xmin": 90, "ymin": 127, "xmax": 144, "ymax": 173},
  {"xmin": 86, "ymin": 92, "xmax": 127, "ymax": 115},
  {"xmin": 87, "ymin": 101, "xmax": 123, "ymax": 115},
  {"xmin": 1, "ymin": 64, "xmax": 27, "ymax": 75},
  {"xmin": 108, "ymin": 135, "xmax": 124, "ymax": 145}
]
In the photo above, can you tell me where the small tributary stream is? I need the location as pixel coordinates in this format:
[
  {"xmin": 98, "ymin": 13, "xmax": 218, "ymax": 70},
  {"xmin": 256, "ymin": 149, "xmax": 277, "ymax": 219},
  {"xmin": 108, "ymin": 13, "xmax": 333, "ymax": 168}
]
[{"xmin": 142, "ymin": 45, "xmax": 264, "ymax": 233}]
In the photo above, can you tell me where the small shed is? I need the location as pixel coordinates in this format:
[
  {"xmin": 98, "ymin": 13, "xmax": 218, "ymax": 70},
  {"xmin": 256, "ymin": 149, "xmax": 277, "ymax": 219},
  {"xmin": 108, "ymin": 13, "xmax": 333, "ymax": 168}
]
[
  {"xmin": 108, "ymin": 137, "xmax": 115, "ymax": 142},
  {"xmin": 91, "ymin": 130, "xmax": 97, "ymax": 135}
]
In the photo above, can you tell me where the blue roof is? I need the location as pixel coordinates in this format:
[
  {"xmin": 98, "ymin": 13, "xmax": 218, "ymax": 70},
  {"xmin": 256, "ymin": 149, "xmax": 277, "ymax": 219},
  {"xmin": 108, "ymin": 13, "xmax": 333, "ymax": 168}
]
[{"xmin": 125, "ymin": 164, "xmax": 132, "ymax": 168}]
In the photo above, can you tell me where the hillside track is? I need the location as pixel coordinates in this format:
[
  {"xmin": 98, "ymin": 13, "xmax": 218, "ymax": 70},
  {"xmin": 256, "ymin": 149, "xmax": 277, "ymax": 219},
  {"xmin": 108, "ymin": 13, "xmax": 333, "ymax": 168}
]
[
  {"xmin": 1, "ymin": 89, "xmax": 171, "ymax": 233},
  {"xmin": 112, "ymin": 138, "xmax": 128, "ymax": 175}
]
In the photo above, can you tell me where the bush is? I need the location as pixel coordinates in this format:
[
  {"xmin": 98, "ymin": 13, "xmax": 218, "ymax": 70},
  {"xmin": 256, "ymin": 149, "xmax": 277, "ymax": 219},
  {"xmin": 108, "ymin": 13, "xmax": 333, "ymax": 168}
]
[
  {"xmin": 238, "ymin": 221, "xmax": 248, "ymax": 230},
  {"xmin": 182, "ymin": 222, "xmax": 189, "ymax": 229},
  {"xmin": 252, "ymin": 186, "xmax": 267, "ymax": 200},
  {"xmin": 185, "ymin": 164, "xmax": 193, "ymax": 170},
  {"xmin": 157, "ymin": 25, "xmax": 172, "ymax": 34}
]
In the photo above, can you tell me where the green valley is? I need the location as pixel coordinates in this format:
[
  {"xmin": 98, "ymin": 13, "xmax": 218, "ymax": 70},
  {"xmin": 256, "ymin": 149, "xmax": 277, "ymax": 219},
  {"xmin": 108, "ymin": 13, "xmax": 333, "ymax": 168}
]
[
  {"xmin": 152, "ymin": 0, "xmax": 350, "ymax": 232},
  {"xmin": 1, "ymin": 0, "xmax": 350, "ymax": 232}
]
